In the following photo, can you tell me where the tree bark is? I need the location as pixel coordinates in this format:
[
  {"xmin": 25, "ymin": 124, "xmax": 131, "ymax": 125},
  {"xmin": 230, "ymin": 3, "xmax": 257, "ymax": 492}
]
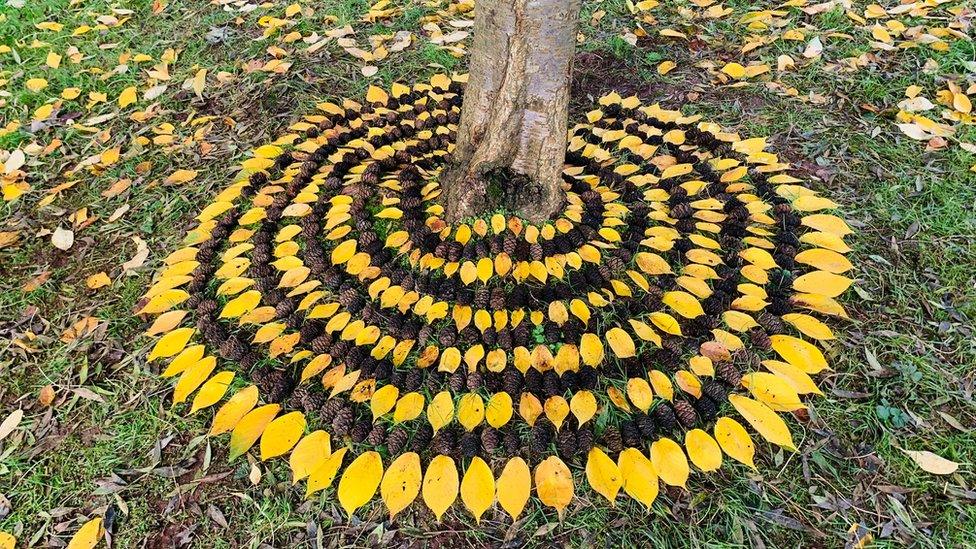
[{"xmin": 441, "ymin": 0, "xmax": 582, "ymax": 223}]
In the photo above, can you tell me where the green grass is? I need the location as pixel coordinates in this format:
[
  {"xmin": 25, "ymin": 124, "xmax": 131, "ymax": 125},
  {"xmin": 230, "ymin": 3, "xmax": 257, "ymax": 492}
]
[{"xmin": 2, "ymin": 0, "xmax": 975, "ymax": 546}]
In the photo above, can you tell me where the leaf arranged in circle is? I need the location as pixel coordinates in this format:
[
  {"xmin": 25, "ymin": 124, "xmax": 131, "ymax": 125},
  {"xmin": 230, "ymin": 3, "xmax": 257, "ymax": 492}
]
[
  {"xmin": 381, "ymin": 452, "xmax": 422, "ymax": 520},
  {"xmin": 535, "ymin": 456, "xmax": 574, "ymax": 519},
  {"xmin": 422, "ymin": 455, "xmax": 459, "ymax": 521},
  {"xmin": 460, "ymin": 457, "xmax": 495, "ymax": 523},
  {"xmin": 496, "ymin": 457, "xmax": 531, "ymax": 521},
  {"xmin": 337, "ymin": 451, "xmax": 383, "ymax": 517},
  {"xmin": 585, "ymin": 447, "xmax": 622, "ymax": 504},
  {"xmin": 617, "ymin": 448, "xmax": 658, "ymax": 508}
]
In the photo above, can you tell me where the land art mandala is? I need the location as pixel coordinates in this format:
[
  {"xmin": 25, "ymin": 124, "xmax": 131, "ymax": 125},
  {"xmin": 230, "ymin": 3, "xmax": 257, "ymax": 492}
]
[{"xmin": 140, "ymin": 73, "xmax": 854, "ymax": 521}]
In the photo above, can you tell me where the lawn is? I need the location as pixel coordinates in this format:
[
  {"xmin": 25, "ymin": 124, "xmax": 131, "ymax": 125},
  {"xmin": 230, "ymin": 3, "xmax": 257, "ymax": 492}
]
[{"xmin": 1, "ymin": 0, "xmax": 974, "ymax": 546}]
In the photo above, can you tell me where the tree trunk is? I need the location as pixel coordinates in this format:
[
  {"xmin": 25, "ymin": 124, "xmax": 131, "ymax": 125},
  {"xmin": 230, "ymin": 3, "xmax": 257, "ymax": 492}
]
[{"xmin": 441, "ymin": 0, "xmax": 582, "ymax": 223}]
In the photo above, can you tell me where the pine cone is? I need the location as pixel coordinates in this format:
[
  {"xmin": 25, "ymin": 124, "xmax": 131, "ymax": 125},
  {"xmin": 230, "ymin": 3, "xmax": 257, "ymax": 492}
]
[
  {"xmin": 320, "ymin": 398, "xmax": 344, "ymax": 422},
  {"xmin": 576, "ymin": 427, "xmax": 594, "ymax": 455},
  {"xmin": 503, "ymin": 234, "xmax": 517, "ymax": 256},
  {"xmin": 386, "ymin": 426, "xmax": 408, "ymax": 454},
  {"xmin": 502, "ymin": 429, "xmax": 522, "ymax": 456},
  {"xmin": 366, "ymin": 423, "xmax": 387, "ymax": 446},
  {"xmin": 404, "ymin": 369, "xmax": 423, "ymax": 392},
  {"xmin": 756, "ymin": 311, "xmax": 785, "ymax": 334},
  {"xmin": 749, "ymin": 328, "xmax": 772, "ymax": 351},
  {"xmin": 449, "ymin": 370, "xmax": 466, "ymax": 393},
  {"xmin": 673, "ymin": 399, "xmax": 698, "ymax": 428},
  {"xmin": 502, "ymin": 370, "xmax": 523, "ymax": 395},
  {"xmin": 480, "ymin": 427, "xmax": 500, "ymax": 454},
  {"xmin": 410, "ymin": 423, "xmax": 434, "ymax": 453},
  {"xmin": 542, "ymin": 370, "xmax": 561, "ymax": 398},
  {"xmin": 219, "ymin": 336, "xmax": 247, "ymax": 361},
  {"xmin": 671, "ymin": 202, "xmax": 693, "ymax": 219},
  {"xmin": 701, "ymin": 380, "xmax": 727, "ymax": 404},
  {"xmin": 530, "ymin": 419, "xmax": 555, "ymax": 455},
  {"xmin": 602, "ymin": 426, "xmax": 623, "ymax": 454},
  {"xmin": 490, "ymin": 288, "xmax": 507, "ymax": 310},
  {"xmin": 556, "ymin": 428, "xmax": 578, "ymax": 459},
  {"xmin": 653, "ymin": 403, "xmax": 679, "ymax": 433},
  {"xmin": 636, "ymin": 413, "xmax": 656, "ymax": 440},
  {"xmin": 621, "ymin": 420, "xmax": 641, "ymax": 448},
  {"xmin": 460, "ymin": 432, "xmax": 480, "ymax": 458},
  {"xmin": 693, "ymin": 395, "xmax": 718, "ymax": 421},
  {"xmin": 351, "ymin": 419, "xmax": 372, "ymax": 443},
  {"xmin": 466, "ymin": 371, "xmax": 483, "ymax": 391},
  {"xmin": 331, "ymin": 406, "xmax": 354, "ymax": 437},
  {"xmin": 716, "ymin": 361, "xmax": 742, "ymax": 387},
  {"xmin": 432, "ymin": 426, "xmax": 457, "ymax": 456}
]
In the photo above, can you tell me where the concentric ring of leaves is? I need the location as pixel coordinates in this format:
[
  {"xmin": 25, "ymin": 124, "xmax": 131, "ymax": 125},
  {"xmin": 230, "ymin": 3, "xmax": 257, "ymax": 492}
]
[{"xmin": 141, "ymin": 73, "xmax": 854, "ymax": 521}]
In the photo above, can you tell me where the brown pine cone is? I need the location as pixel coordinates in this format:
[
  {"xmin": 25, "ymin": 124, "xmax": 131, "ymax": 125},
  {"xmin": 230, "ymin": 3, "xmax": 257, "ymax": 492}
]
[
  {"xmin": 410, "ymin": 423, "xmax": 434, "ymax": 453},
  {"xmin": 636, "ymin": 413, "xmax": 656, "ymax": 440},
  {"xmin": 530, "ymin": 419, "xmax": 555, "ymax": 455},
  {"xmin": 432, "ymin": 426, "xmax": 457, "ymax": 456},
  {"xmin": 320, "ymin": 398, "xmax": 344, "ymax": 422},
  {"xmin": 602, "ymin": 426, "xmax": 623, "ymax": 454},
  {"xmin": 673, "ymin": 399, "xmax": 698, "ymax": 428},
  {"xmin": 404, "ymin": 369, "xmax": 423, "ymax": 392},
  {"xmin": 576, "ymin": 427, "xmax": 594, "ymax": 455},
  {"xmin": 556, "ymin": 428, "xmax": 578, "ymax": 459},
  {"xmin": 310, "ymin": 334, "xmax": 332, "ymax": 354},
  {"xmin": 386, "ymin": 426, "xmax": 408, "ymax": 454},
  {"xmin": 621, "ymin": 421, "xmax": 641, "ymax": 449},
  {"xmin": 671, "ymin": 202, "xmax": 693, "ymax": 219},
  {"xmin": 448, "ymin": 370, "xmax": 466, "ymax": 393},
  {"xmin": 502, "ymin": 429, "xmax": 522, "ymax": 456},
  {"xmin": 756, "ymin": 311, "xmax": 785, "ymax": 334},
  {"xmin": 693, "ymin": 395, "xmax": 718, "ymax": 421},
  {"xmin": 701, "ymin": 380, "xmax": 727, "ymax": 404},
  {"xmin": 351, "ymin": 419, "xmax": 372, "ymax": 443},
  {"xmin": 366, "ymin": 423, "xmax": 387, "ymax": 446},
  {"xmin": 716, "ymin": 360, "xmax": 742, "ymax": 387},
  {"xmin": 424, "ymin": 371, "xmax": 443, "ymax": 394},
  {"xmin": 490, "ymin": 288, "xmax": 507, "ymax": 310},
  {"xmin": 749, "ymin": 328, "xmax": 772, "ymax": 351},
  {"xmin": 480, "ymin": 427, "xmax": 500, "ymax": 454},
  {"xmin": 653, "ymin": 403, "xmax": 679, "ymax": 433},
  {"xmin": 474, "ymin": 287, "xmax": 490, "ymax": 310},
  {"xmin": 466, "ymin": 371, "xmax": 483, "ymax": 391},
  {"xmin": 503, "ymin": 234, "xmax": 517, "ymax": 256},
  {"xmin": 530, "ymin": 243, "xmax": 544, "ymax": 261},
  {"xmin": 502, "ymin": 370, "xmax": 523, "ymax": 395},
  {"xmin": 219, "ymin": 336, "xmax": 247, "ymax": 361},
  {"xmin": 438, "ymin": 326, "xmax": 457, "ymax": 347},
  {"xmin": 460, "ymin": 432, "xmax": 480, "ymax": 458},
  {"xmin": 331, "ymin": 406, "xmax": 354, "ymax": 437}
]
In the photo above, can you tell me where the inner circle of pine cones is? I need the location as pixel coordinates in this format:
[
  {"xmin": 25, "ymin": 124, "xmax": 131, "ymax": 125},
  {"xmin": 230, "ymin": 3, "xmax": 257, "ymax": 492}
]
[{"xmin": 141, "ymin": 74, "xmax": 853, "ymax": 522}]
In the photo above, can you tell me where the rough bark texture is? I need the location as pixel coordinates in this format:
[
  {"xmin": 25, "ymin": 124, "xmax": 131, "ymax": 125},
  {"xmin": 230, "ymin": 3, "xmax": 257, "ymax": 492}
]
[{"xmin": 442, "ymin": 0, "xmax": 582, "ymax": 223}]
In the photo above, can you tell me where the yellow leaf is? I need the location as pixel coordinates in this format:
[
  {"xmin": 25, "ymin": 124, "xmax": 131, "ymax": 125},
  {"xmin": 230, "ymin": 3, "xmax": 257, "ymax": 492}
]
[
  {"xmin": 476, "ymin": 257, "xmax": 493, "ymax": 283},
  {"xmin": 626, "ymin": 377, "xmax": 654, "ymax": 412},
  {"xmin": 570, "ymin": 299, "xmax": 591, "ymax": 324},
  {"xmin": 714, "ymin": 417, "xmax": 755, "ymax": 468},
  {"xmin": 721, "ymin": 62, "xmax": 746, "ymax": 78},
  {"xmin": 191, "ymin": 68, "xmax": 207, "ymax": 98},
  {"xmin": 190, "ymin": 372, "xmax": 234, "ymax": 414},
  {"xmin": 544, "ymin": 396, "xmax": 570, "ymax": 430},
  {"xmin": 86, "ymin": 272, "xmax": 111, "ymax": 289},
  {"xmin": 459, "ymin": 261, "xmax": 477, "ymax": 285},
  {"xmin": 209, "ymin": 385, "xmax": 259, "ymax": 435},
  {"xmin": 338, "ymin": 451, "xmax": 383, "ymax": 517},
  {"xmin": 570, "ymin": 391, "xmax": 597, "ymax": 425},
  {"xmin": 427, "ymin": 391, "xmax": 454, "ymax": 433},
  {"xmin": 306, "ymin": 447, "xmax": 348, "ymax": 497},
  {"xmin": 605, "ymin": 327, "xmax": 636, "ymax": 358},
  {"xmin": 617, "ymin": 448, "xmax": 658, "ymax": 508},
  {"xmin": 260, "ymin": 411, "xmax": 306, "ymax": 460},
  {"xmin": 685, "ymin": 429, "xmax": 722, "ymax": 472},
  {"xmin": 67, "ymin": 517, "xmax": 103, "ymax": 549},
  {"xmin": 781, "ymin": 313, "xmax": 835, "ymax": 341},
  {"xmin": 728, "ymin": 394, "xmax": 796, "ymax": 451},
  {"xmin": 519, "ymin": 392, "xmax": 543, "ymax": 426},
  {"xmin": 585, "ymin": 447, "xmax": 622, "ymax": 504},
  {"xmin": 548, "ymin": 301, "xmax": 569, "ymax": 325},
  {"xmin": 381, "ymin": 452, "xmax": 422, "ymax": 519},
  {"xmin": 46, "ymin": 51, "xmax": 62, "ymax": 68},
  {"xmin": 762, "ymin": 360, "xmax": 822, "ymax": 395},
  {"xmin": 369, "ymin": 384, "xmax": 399, "ymax": 420},
  {"xmin": 393, "ymin": 392, "xmax": 425, "ymax": 423},
  {"xmin": 148, "ymin": 327, "xmax": 194, "ymax": 361},
  {"xmin": 331, "ymin": 239, "xmax": 358, "ymax": 264},
  {"xmin": 794, "ymin": 248, "xmax": 852, "ymax": 274},
  {"xmin": 793, "ymin": 271, "xmax": 852, "ymax": 298},
  {"xmin": 457, "ymin": 393, "xmax": 485, "ymax": 431},
  {"xmin": 219, "ymin": 290, "xmax": 261, "ymax": 319},
  {"xmin": 422, "ymin": 455, "xmax": 459, "ymax": 521},
  {"xmin": 674, "ymin": 370, "xmax": 702, "ymax": 399},
  {"xmin": 649, "ymin": 312, "xmax": 682, "ymax": 336},
  {"xmin": 228, "ymin": 404, "xmax": 280, "ymax": 460},
  {"xmin": 460, "ymin": 457, "xmax": 495, "ymax": 523},
  {"xmin": 580, "ymin": 333, "xmax": 605, "ymax": 366},
  {"xmin": 770, "ymin": 335, "xmax": 828, "ymax": 373},
  {"xmin": 496, "ymin": 457, "xmax": 531, "ymax": 520},
  {"xmin": 365, "ymin": 85, "xmax": 389, "ymax": 104},
  {"xmin": 535, "ymin": 456, "xmax": 574, "ymax": 519},
  {"xmin": 165, "ymin": 169, "xmax": 198, "ymax": 185},
  {"xmin": 662, "ymin": 291, "xmax": 704, "ymax": 318},
  {"xmin": 650, "ymin": 437, "xmax": 689, "ymax": 488},
  {"xmin": 171, "ymin": 356, "xmax": 216, "ymax": 405},
  {"xmin": 290, "ymin": 430, "xmax": 331, "ymax": 484},
  {"xmin": 742, "ymin": 372, "xmax": 805, "ymax": 412},
  {"xmin": 486, "ymin": 392, "xmax": 514, "ymax": 428},
  {"xmin": 118, "ymin": 86, "xmax": 137, "ymax": 107},
  {"xmin": 26, "ymin": 78, "xmax": 48, "ymax": 92}
]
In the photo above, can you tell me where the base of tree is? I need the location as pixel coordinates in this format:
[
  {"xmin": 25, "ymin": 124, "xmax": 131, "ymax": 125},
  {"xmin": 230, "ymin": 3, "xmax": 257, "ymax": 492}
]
[{"xmin": 141, "ymin": 75, "xmax": 853, "ymax": 521}]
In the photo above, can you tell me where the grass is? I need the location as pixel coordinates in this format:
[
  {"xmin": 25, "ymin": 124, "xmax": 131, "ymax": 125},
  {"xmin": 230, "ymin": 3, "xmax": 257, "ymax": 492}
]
[{"xmin": 2, "ymin": 0, "xmax": 975, "ymax": 546}]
